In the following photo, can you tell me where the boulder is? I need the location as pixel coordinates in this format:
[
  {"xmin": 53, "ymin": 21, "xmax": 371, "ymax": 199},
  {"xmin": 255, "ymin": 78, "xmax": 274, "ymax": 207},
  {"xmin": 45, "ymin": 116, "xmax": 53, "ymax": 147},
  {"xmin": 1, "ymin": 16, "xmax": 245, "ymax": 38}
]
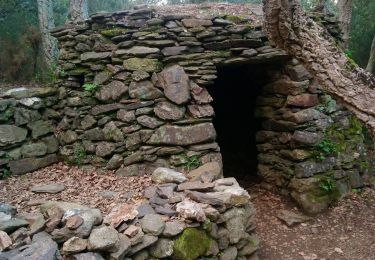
[
  {"xmin": 0, "ymin": 232, "xmax": 61, "ymax": 260},
  {"xmin": 149, "ymin": 238, "xmax": 174, "ymax": 258},
  {"xmin": 0, "ymin": 218, "xmax": 29, "ymax": 233},
  {"xmin": 187, "ymin": 162, "xmax": 222, "ymax": 181},
  {"xmin": 81, "ymin": 52, "xmax": 112, "ymax": 61},
  {"xmin": 88, "ymin": 226, "xmax": 119, "ymax": 252},
  {"xmin": 158, "ymin": 65, "xmax": 191, "ymax": 105},
  {"xmin": 181, "ymin": 19, "xmax": 213, "ymax": 27},
  {"xmin": 71, "ymin": 252, "xmax": 105, "ymax": 260},
  {"xmin": 129, "ymin": 80, "xmax": 163, "ymax": 100},
  {"xmin": 148, "ymin": 123, "xmax": 216, "ymax": 146},
  {"xmin": 109, "ymin": 234, "xmax": 131, "ymax": 260},
  {"xmin": 27, "ymin": 120, "xmax": 54, "ymax": 139},
  {"xmin": 176, "ymin": 199, "xmax": 206, "ymax": 222},
  {"xmin": 9, "ymin": 154, "xmax": 59, "ymax": 175},
  {"xmin": 31, "ymin": 183, "xmax": 65, "ymax": 194},
  {"xmin": 129, "ymin": 235, "xmax": 158, "ymax": 255},
  {"xmin": 104, "ymin": 204, "xmax": 138, "ymax": 228},
  {"xmin": 0, "ymin": 203, "xmax": 17, "ymax": 217},
  {"xmin": 95, "ymin": 81, "xmax": 128, "ymax": 102},
  {"xmin": 140, "ymin": 214, "xmax": 165, "ymax": 235},
  {"xmin": 0, "ymin": 125, "xmax": 27, "ymax": 147},
  {"xmin": 123, "ymin": 58, "xmax": 162, "ymax": 72},
  {"xmin": 137, "ymin": 115, "xmax": 164, "ymax": 129},
  {"xmin": 116, "ymin": 46, "xmax": 160, "ymax": 56},
  {"xmin": 0, "ymin": 231, "xmax": 12, "ymax": 252},
  {"xmin": 62, "ymin": 237, "xmax": 88, "ymax": 254},
  {"xmin": 173, "ymin": 228, "xmax": 211, "ymax": 259},
  {"xmin": 162, "ymin": 220, "xmax": 185, "ymax": 237},
  {"xmin": 154, "ymin": 101, "xmax": 186, "ymax": 120},
  {"xmin": 277, "ymin": 210, "xmax": 312, "ymax": 226},
  {"xmin": 152, "ymin": 168, "xmax": 187, "ymax": 184}
]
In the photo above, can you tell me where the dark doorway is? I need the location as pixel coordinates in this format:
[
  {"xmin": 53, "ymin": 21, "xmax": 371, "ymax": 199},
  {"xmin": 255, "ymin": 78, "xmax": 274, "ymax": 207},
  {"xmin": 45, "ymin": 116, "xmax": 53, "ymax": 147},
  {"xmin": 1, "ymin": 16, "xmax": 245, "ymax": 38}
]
[{"xmin": 208, "ymin": 64, "xmax": 273, "ymax": 183}]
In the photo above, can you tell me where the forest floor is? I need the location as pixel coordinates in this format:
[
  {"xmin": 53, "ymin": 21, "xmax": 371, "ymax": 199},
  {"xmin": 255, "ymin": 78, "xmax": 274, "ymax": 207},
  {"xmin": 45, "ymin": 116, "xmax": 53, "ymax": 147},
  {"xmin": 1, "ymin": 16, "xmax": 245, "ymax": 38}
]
[{"xmin": 1, "ymin": 163, "xmax": 375, "ymax": 260}]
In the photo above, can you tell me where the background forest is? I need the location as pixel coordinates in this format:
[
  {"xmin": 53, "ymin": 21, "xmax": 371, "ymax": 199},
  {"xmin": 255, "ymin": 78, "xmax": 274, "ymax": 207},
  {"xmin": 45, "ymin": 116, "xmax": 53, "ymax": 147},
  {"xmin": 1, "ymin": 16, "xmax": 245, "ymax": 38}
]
[{"xmin": 0, "ymin": 0, "xmax": 374, "ymax": 83}]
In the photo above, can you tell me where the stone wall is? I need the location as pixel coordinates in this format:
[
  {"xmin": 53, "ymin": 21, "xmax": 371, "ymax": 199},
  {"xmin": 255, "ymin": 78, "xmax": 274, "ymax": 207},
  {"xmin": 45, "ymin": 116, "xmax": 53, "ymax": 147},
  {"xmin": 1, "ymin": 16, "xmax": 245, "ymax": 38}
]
[
  {"xmin": 49, "ymin": 6, "xmax": 370, "ymax": 214},
  {"xmin": 254, "ymin": 60, "xmax": 370, "ymax": 214},
  {"xmin": 51, "ymin": 7, "xmax": 288, "ymax": 177},
  {"xmin": 0, "ymin": 6, "xmax": 370, "ymax": 214},
  {"xmin": 0, "ymin": 87, "xmax": 60, "ymax": 176},
  {"xmin": 0, "ymin": 169, "xmax": 258, "ymax": 259}
]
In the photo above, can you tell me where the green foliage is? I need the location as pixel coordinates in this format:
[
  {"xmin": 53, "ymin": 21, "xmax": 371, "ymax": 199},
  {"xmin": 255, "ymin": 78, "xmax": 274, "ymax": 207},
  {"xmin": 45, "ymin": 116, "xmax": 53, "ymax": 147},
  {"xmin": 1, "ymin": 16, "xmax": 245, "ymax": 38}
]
[
  {"xmin": 183, "ymin": 155, "xmax": 201, "ymax": 171},
  {"xmin": 82, "ymin": 83, "xmax": 98, "ymax": 92},
  {"xmin": 73, "ymin": 143, "xmax": 86, "ymax": 165},
  {"xmin": 319, "ymin": 176, "xmax": 336, "ymax": 193},
  {"xmin": 0, "ymin": 168, "xmax": 11, "ymax": 180},
  {"xmin": 350, "ymin": 0, "xmax": 375, "ymax": 67},
  {"xmin": 351, "ymin": 188, "xmax": 361, "ymax": 193},
  {"xmin": 101, "ymin": 27, "xmax": 128, "ymax": 37},
  {"xmin": 314, "ymin": 139, "xmax": 338, "ymax": 161}
]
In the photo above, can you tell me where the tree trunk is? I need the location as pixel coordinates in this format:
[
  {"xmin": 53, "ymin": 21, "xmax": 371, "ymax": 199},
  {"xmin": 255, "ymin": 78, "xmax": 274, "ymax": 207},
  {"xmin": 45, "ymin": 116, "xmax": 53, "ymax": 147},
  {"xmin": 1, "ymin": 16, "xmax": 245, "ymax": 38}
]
[
  {"xmin": 37, "ymin": 0, "xmax": 58, "ymax": 67},
  {"xmin": 367, "ymin": 36, "xmax": 375, "ymax": 75},
  {"xmin": 262, "ymin": 0, "xmax": 375, "ymax": 134},
  {"xmin": 69, "ymin": 0, "xmax": 88, "ymax": 23},
  {"xmin": 338, "ymin": 0, "xmax": 352, "ymax": 50}
]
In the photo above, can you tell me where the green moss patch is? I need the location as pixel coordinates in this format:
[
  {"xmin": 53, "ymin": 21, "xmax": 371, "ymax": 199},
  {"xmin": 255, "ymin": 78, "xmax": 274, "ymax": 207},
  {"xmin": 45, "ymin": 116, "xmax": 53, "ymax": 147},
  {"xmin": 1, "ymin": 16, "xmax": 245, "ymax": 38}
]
[
  {"xmin": 101, "ymin": 27, "xmax": 128, "ymax": 37},
  {"xmin": 173, "ymin": 228, "xmax": 212, "ymax": 260}
]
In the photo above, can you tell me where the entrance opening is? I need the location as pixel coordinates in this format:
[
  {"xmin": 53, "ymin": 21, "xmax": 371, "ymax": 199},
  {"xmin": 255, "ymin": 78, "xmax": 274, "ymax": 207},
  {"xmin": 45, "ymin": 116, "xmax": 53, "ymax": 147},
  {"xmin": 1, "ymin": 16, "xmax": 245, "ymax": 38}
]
[{"xmin": 208, "ymin": 64, "xmax": 276, "ymax": 184}]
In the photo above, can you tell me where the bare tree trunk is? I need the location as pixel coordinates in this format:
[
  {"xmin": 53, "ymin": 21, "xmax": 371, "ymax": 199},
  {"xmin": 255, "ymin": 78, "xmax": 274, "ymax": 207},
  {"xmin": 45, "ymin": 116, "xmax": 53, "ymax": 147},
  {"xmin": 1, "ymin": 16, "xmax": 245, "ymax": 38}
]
[
  {"xmin": 263, "ymin": 0, "xmax": 375, "ymax": 134},
  {"xmin": 367, "ymin": 36, "xmax": 375, "ymax": 75},
  {"xmin": 69, "ymin": 0, "xmax": 89, "ymax": 23},
  {"xmin": 338, "ymin": 0, "xmax": 352, "ymax": 49},
  {"xmin": 37, "ymin": 0, "xmax": 58, "ymax": 67}
]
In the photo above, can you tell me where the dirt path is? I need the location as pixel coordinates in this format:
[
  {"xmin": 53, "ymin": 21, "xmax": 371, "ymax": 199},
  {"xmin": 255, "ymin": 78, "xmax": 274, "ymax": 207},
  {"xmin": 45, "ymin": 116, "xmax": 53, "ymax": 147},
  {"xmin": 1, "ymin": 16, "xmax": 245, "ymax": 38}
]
[{"xmin": 249, "ymin": 185, "xmax": 375, "ymax": 260}]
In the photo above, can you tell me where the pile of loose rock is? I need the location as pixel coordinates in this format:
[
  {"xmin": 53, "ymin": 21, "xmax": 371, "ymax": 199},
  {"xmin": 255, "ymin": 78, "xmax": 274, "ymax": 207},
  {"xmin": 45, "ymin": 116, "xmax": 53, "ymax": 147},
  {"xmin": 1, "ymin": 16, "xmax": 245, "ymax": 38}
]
[{"xmin": 0, "ymin": 166, "xmax": 259, "ymax": 259}]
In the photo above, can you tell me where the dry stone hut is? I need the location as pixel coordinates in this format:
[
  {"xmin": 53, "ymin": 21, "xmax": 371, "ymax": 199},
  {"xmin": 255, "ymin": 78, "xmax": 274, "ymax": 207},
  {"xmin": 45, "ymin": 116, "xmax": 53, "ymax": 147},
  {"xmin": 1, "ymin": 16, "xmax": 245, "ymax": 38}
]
[{"xmin": 0, "ymin": 4, "xmax": 372, "ymax": 214}]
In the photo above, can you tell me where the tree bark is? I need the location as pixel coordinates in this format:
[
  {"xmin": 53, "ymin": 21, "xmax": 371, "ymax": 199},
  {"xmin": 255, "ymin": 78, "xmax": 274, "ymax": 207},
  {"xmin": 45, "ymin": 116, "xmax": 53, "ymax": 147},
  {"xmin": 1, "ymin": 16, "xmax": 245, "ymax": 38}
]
[
  {"xmin": 69, "ymin": 0, "xmax": 89, "ymax": 23},
  {"xmin": 37, "ymin": 0, "xmax": 58, "ymax": 67},
  {"xmin": 367, "ymin": 35, "xmax": 375, "ymax": 75},
  {"xmin": 338, "ymin": 0, "xmax": 352, "ymax": 50},
  {"xmin": 262, "ymin": 0, "xmax": 375, "ymax": 134}
]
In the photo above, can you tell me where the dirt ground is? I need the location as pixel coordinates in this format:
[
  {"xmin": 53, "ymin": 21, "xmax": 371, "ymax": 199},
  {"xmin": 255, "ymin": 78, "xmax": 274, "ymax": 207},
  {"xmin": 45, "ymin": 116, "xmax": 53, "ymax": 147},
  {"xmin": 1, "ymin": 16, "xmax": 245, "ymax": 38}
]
[
  {"xmin": 1, "ymin": 164, "xmax": 375, "ymax": 260},
  {"xmin": 249, "ymin": 184, "xmax": 375, "ymax": 260}
]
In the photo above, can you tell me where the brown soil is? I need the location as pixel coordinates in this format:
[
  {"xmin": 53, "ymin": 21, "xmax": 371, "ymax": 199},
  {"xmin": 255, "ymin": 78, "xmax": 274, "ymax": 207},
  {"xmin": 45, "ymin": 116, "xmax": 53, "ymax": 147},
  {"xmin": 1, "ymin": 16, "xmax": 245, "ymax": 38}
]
[
  {"xmin": 1, "ymin": 164, "xmax": 375, "ymax": 260},
  {"xmin": 249, "ymin": 184, "xmax": 375, "ymax": 260}
]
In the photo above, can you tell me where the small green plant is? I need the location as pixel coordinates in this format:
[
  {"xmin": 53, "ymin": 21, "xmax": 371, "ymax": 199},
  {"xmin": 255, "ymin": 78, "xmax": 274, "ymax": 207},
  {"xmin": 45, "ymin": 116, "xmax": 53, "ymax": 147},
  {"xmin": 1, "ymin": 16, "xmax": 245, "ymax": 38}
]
[
  {"xmin": 183, "ymin": 155, "xmax": 201, "ymax": 171},
  {"xmin": 319, "ymin": 177, "xmax": 336, "ymax": 193},
  {"xmin": 73, "ymin": 143, "xmax": 86, "ymax": 165},
  {"xmin": 314, "ymin": 139, "xmax": 338, "ymax": 161},
  {"xmin": 82, "ymin": 83, "xmax": 97, "ymax": 92},
  {"xmin": 1, "ymin": 168, "xmax": 11, "ymax": 179},
  {"xmin": 351, "ymin": 188, "xmax": 361, "ymax": 194}
]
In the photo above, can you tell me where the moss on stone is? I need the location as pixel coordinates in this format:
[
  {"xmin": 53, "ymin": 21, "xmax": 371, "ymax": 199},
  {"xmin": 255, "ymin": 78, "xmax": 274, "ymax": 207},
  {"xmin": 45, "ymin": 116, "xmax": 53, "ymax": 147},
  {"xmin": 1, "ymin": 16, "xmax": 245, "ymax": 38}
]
[
  {"xmin": 173, "ymin": 228, "xmax": 212, "ymax": 260},
  {"xmin": 224, "ymin": 14, "xmax": 247, "ymax": 24},
  {"xmin": 101, "ymin": 27, "xmax": 128, "ymax": 37},
  {"xmin": 69, "ymin": 67, "xmax": 90, "ymax": 76},
  {"xmin": 123, "ymin": 58, "xmax": 163, "ymax": 72}
]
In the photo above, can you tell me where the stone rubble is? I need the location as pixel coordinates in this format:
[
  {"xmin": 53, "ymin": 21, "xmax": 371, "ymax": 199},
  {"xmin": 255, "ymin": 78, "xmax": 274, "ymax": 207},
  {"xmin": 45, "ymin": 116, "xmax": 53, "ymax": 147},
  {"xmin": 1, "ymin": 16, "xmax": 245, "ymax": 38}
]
[{"xmin": 0, "ymin": 165, "xmax": 258, "ymax": 259}]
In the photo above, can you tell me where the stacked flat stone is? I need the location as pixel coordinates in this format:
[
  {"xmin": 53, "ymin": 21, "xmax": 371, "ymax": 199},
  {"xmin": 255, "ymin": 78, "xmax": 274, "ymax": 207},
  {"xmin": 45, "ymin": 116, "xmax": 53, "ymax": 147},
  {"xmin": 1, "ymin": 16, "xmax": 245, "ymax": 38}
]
[
  {"xmin": 0, "ymin": 87, "xmax": 60, "ymax": 175},
  {"xmin": 51, "ymin": 6, "xmax": 288, "ymax": 177},
  {"xmin": 49, "ymin": 6, "xmax": 369, "ymax": 214},
  {"xmin": 255, "ymin": 59, "xmax": 368, "ymax": 214},
  {"xmin": 0, "ymin": 166, "xmax": 259, "ymax": 260}
]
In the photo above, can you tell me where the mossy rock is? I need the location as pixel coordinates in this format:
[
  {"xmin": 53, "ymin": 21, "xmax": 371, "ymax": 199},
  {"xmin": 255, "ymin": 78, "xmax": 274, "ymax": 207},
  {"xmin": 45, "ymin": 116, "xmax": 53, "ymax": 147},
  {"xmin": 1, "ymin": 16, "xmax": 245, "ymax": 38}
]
[
  {"xmin": 69, "ymin": 67, "xmax": 90, "ymax": 76},
  {"xmin": 173, "ymin": 228, "xmax": 212, "ymax": 260},
  {"xmin": 123, "ymin": 58, "xmax": 163, "ymax": 73},
  {"xmin": 101, "ymin": 27, "xmax": 128, "ymax": 37},
  {"xmin": 224, "ymin": 14, "xmax": 247, "ymax": 24}
]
